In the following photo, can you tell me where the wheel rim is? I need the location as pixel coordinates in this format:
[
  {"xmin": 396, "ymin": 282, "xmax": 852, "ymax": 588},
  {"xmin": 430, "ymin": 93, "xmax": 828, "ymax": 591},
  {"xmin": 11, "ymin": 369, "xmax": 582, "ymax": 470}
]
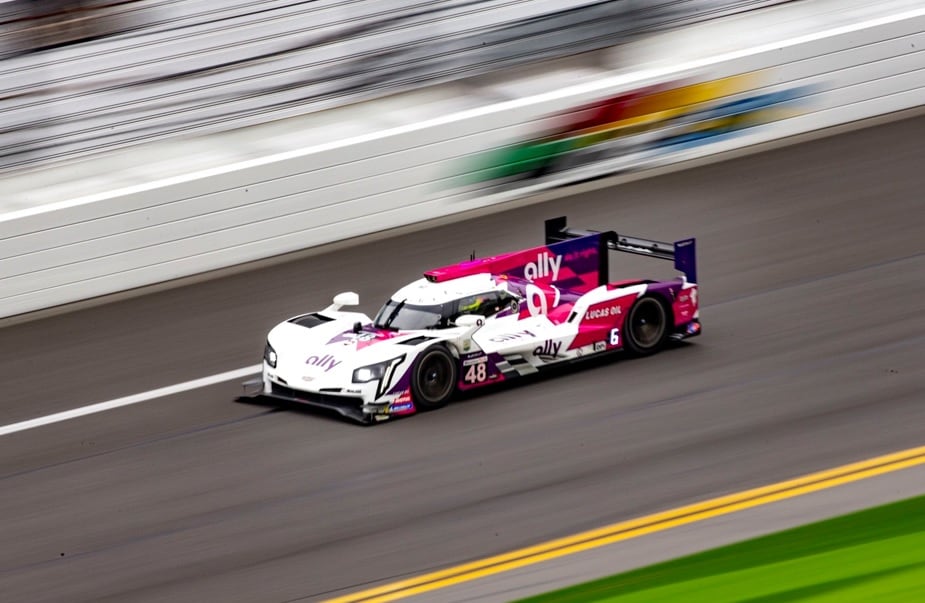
[
  {"xmin": 630, "ymin": 298, "xmax": 666, "ymax": 349},
  {"xmin": 418, "ymin": 352, "xmax": 453, "ymax": 402}
]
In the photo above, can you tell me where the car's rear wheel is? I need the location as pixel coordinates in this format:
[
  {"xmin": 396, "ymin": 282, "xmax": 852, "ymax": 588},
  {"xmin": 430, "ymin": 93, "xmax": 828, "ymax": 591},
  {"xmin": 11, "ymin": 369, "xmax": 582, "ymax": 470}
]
[
  {"xmin": 411, "ymin": 345, "xmax": 457, "ymax": 410},
  {"xmin": 623, "ymin": 295, "xmax": 670, "ymax": 356}
]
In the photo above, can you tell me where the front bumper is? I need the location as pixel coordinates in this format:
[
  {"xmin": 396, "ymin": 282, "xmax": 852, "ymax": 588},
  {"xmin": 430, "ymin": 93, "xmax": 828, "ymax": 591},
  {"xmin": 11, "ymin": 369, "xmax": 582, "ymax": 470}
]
[{"xmin": 239, "ymin": 378, "xmax": 390, "ymax": 424}]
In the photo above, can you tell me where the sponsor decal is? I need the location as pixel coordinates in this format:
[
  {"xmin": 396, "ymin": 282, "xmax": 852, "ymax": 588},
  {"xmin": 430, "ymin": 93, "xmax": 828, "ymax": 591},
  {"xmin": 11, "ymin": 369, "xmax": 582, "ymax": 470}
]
[
  {"xmin": 533, "ymin": 340, "xmax": 563, "ymax": 360},
  {"xmin": 524, "ymin": 252, "xmax": 562, "ymax": 282},
  {"xmin": 672, "ymin": 286, "xmax": 699, "ymax": 324},
  {"xmin": 423, "ymin": 230, "xmax": 602, "ymax": 296},
  {"xmin": 305, "ymin": 354, "xmax": 341, "ymax": 372},
  {"xmin": 330, "ymin": 330, "xmax": 376, "ymax": 344},
  {"xmin": 328, "ymin": 328, "xmax": 399, "ymax": 350},
  {"xmin": 569, "ymin": 297, "xmax": 631, "ymax": 351},
  {"xmin": 490, "ymin": 329, "xmax": 536, "ymax": 343},
  {"xmin": 585, "ymin": 305, "xmax": 622, "ymax": 320},
  {"xmin": 389, "ymin": 390, "xmax": 414, "ymax": 413}
]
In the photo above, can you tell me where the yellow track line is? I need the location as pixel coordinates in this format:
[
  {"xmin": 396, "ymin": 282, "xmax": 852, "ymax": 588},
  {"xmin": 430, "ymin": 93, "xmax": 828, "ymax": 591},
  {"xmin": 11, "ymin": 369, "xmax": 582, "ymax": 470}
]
[{"xmin": 323, "ymin": 444, "xmax": 925, "ymax": 603}]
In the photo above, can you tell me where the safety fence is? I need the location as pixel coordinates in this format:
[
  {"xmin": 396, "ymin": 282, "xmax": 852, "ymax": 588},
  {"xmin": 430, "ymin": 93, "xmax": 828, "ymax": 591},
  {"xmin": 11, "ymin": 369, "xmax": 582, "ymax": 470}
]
[{"xmin": 0, "ymin": 6, "xmax": 922, "ymax": 319}]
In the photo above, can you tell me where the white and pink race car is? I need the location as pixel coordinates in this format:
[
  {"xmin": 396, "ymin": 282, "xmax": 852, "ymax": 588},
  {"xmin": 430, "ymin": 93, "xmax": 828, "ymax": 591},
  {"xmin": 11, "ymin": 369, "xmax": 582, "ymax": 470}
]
[{"xmin": 240, "ymin": 217, "xmax": 700, "ymax": 423}]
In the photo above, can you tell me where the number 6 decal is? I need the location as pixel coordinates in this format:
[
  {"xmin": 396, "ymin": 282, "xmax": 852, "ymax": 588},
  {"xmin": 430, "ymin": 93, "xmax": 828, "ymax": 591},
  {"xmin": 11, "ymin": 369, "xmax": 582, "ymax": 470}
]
[{"xmin": 609, "ymin": 328, "xmax": 620, "ymax": 346}]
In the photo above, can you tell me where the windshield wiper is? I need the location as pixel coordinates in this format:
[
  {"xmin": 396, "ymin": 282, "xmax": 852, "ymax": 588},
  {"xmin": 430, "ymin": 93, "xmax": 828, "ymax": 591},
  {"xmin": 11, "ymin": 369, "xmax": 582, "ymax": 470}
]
[{"xmin": 382, "ymin": 299, "xmax": 406, "ymax": 330}]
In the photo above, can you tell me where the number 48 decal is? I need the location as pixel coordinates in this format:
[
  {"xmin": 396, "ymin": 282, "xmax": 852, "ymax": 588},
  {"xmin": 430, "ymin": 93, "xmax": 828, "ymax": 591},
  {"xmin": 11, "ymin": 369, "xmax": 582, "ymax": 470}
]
[{"xmin": 465, "ymin": 362, "xmax": 487, "ymax": 383}]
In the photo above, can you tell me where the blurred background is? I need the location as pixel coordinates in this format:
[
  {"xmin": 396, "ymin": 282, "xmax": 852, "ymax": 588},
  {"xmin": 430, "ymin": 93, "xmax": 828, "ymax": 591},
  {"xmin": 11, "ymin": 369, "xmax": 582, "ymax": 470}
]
[
  {"xmin": 3, "ymin": 2, "xmax": 925, "ymax": 602},
  {"xmin": 0, "ymin": 0, "xmax": 793, "ymax": 173}
]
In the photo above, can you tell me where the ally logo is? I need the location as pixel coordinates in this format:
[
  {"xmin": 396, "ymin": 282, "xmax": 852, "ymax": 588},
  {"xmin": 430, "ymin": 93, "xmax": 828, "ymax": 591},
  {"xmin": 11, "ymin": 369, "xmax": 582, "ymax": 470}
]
[
  {"xmin": 306, "ymin": 354, "xmax": 341, "ymax": 372},
  {"xmin": 533, "ymin": 340, "xmax": 563, "ymax": 361},
  {"xmin": 524, "ymin": 252, "xmax": 562, "ymax": 282}
]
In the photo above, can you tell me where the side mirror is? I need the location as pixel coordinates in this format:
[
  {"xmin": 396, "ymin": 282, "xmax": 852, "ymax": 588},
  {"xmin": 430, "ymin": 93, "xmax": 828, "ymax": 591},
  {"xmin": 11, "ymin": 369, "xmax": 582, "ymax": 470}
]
[
  {"xmin": 333, "ymin": 292, "xmax": 359, "ymax": 307},
  {"xmin": 455, "ymin": 314, "xmax": 484, "ymax": 328},
  {"xmin": 326, "ymin": 291, "xmax": 360, "ymax": 312}
]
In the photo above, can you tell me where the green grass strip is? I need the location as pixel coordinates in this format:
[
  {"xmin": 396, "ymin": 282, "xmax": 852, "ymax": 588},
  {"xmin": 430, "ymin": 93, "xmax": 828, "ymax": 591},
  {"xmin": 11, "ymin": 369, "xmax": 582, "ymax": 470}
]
[{"xmin": 516, "ymin": 494, "xmax": 925, "ymax": 602}]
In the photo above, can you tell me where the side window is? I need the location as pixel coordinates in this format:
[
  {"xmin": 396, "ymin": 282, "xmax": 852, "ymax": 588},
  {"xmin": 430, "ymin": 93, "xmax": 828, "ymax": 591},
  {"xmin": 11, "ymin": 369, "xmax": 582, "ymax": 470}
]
[{"xmin": 456, "ymin": 292, "xmax": 504, "ymax": 318}]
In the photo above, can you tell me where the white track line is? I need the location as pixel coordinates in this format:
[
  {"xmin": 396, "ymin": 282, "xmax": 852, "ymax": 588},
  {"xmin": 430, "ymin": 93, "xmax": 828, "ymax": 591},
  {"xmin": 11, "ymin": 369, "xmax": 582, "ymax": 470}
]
[{"xmin": 0, "ymin": 364, "xmax": 262, "ymax": 437}]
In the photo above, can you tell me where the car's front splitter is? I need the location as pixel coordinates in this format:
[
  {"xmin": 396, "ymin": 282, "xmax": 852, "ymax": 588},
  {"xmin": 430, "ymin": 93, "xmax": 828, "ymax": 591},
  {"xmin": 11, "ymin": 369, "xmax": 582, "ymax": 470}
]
[{"xmin": 238, "ymin": 378, "xmax": 379, "ymax": 424}]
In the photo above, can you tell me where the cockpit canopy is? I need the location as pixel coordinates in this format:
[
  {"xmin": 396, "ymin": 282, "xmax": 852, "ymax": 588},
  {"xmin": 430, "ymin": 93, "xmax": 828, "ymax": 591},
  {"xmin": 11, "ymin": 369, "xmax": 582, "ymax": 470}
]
[{"xmin": 374, "ymin": 289, "xmax": 519, "ymax": 331}]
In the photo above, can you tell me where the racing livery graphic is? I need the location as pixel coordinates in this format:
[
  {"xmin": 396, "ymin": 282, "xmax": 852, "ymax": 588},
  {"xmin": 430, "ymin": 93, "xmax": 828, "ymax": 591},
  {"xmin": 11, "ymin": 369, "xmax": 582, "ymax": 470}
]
[{"xmin": 240, "ymin": 217, "xmax": 700, "ymax": 424}]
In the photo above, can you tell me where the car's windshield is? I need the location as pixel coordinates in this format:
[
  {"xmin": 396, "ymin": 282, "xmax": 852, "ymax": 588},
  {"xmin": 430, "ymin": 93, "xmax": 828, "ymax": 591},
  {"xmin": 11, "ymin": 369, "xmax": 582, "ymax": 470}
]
[{"xmin": 374, "ymin": 300, "xmax": 446, "ymax": 331}]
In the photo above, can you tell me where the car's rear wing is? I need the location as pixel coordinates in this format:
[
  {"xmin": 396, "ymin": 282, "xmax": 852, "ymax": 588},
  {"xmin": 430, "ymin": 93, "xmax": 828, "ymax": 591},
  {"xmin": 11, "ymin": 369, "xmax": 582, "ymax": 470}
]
[{"xmin": 544, "ymin": 216, "xmax": 697, "ymax": 284}]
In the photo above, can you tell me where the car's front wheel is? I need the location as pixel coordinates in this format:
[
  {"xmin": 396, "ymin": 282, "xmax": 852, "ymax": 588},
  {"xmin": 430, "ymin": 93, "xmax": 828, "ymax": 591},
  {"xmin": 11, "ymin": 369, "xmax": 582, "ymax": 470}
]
[
  {"xmin": 623, "ymin": 295, "xmax": 670, "ymax": 356},
  {"xmin": 411, "ymin": 345, "xmax": 457, "ymax": 410}
]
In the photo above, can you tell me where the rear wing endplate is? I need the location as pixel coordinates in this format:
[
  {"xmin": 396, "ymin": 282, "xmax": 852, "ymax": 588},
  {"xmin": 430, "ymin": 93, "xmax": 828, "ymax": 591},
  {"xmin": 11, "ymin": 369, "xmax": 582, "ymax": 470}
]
[{"xmin": 545, "ymin": 216, "xmax": 697, "ymax": 284}]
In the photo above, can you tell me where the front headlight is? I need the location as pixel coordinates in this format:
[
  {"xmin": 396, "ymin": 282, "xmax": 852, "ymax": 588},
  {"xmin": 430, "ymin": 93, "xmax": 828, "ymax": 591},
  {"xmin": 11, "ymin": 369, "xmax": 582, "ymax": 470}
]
[
  {"xmin": 264, "ymin": 341, "xmax": 277, "ymax": 368},
  {"xmin": 352, "ymin": 355, "xmax": 405, "ymax": 383}
]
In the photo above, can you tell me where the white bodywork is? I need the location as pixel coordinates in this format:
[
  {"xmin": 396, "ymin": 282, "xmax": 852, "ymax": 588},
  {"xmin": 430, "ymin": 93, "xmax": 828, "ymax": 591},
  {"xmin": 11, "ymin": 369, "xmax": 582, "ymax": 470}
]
[{"xmin": 259, "ymin": 271, "xmax": 699, "ymax": 421}]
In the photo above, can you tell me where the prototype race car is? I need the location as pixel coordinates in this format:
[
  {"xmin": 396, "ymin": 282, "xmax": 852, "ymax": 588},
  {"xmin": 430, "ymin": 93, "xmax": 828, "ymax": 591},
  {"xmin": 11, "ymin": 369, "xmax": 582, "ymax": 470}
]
[{"xmin": 240, "ymin": 216, "xmax": 700, "ymax": 423}]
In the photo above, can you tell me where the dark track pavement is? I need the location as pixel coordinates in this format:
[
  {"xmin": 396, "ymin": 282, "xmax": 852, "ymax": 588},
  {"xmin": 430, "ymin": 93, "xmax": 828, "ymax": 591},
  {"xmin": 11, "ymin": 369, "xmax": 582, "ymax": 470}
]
[{"xmin": 1, "ymin": 116, "xmax": 923, "ymax": 602}]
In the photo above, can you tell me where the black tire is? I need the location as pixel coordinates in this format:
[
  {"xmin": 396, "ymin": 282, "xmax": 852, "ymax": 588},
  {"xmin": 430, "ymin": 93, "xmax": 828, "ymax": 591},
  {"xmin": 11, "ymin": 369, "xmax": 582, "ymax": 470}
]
[
  {"xmin": 623, "ymin": 295, "xmax": 670, "ymax": 357},
  {"xmin": 411, "ymin": 345, "xmax": 457, "ymax": 410}
]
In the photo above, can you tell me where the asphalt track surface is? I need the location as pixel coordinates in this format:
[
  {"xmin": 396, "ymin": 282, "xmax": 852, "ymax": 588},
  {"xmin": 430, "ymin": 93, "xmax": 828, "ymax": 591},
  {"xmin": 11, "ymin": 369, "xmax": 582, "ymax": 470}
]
[{"xmin": 1, "ymin": 115, "xmax": 924, "ymax": 602}]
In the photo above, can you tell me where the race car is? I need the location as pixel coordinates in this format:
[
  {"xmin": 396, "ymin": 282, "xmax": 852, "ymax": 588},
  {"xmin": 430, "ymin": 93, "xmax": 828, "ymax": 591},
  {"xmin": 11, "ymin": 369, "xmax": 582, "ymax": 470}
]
[{"xmin": 239, "ymin": 216, "xmax": 700, "ymax": 424}]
